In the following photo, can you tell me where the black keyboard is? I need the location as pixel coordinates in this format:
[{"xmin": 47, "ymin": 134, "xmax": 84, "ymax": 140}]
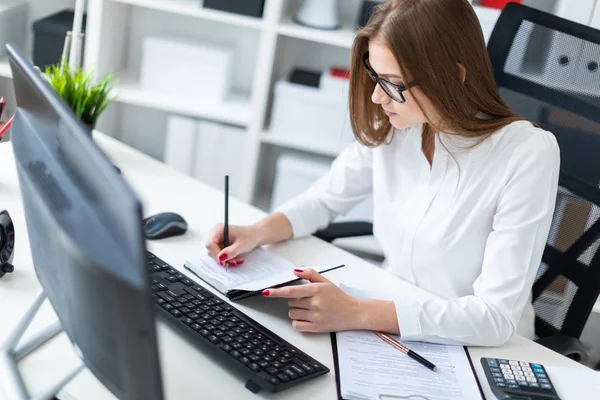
[{"xmin": 146, "ymin": 251, "xmax": 330, "ymax": 393}]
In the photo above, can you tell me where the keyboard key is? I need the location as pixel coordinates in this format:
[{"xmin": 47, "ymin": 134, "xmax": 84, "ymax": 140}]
[
  {"xmin": 239, "ymin": 357, "xmax": 250, "ymax": 365},
  {"xmin": 301, "ymin": 363, "xmax": 315, "ymax": 373},
  {"xmin": 158, "ymin": 292, "xmax": 175, "ymax": 302},
  {"xmin": 291, "ymin": 364, "xmax": 307, "ymax": 376},
  {"xmin": 163, "ymin": 303, "xmax": 174, "ymax": 311},
  {"xmin": 219, "ymin": 344, "xmax": 232, "ymax": 352},
  {"xmin": 208, "ymin": 335, "xmax": 219, "ymax": 344},
  {"xmin": 487, "ymin": 358, "xmax": 498, "ymax": 367},
  {"xmin": 267, "ymin": 367, "xmax": 278, "ymax": 375},
  {"xmin": 249, "ymin": 363, "xmax": 261, "ymax": 372},
  {"xmin": 166, "ymin": 276, "xmax": 179, "ymax": 283},
  {"xmin": 182, "ymin": 318, "xmax": 194, "ymax": 325},
  {"xmin": 190, "ymin": 323, "xmax": 201, "ymax": 331},
  {"xmin": 180, "ymin": 307, "xmax": 191, "ymax": 315},
  {"xmin": 259, "ymin": 361, "xmax": 270, "ymax": 369},
  {"xmin": 284, "ymin": 369, "xmax": 298, "ymax": 380},
  {"xmin": 277, "ymin": 373, "xmax": 290, "ymax": 383},
  {"xmin": 267, "ymin": 376, "xmax": 280, "ymax": 386},
  {"xmin": 230, "ymin": 350, "xmax": 241, "ymax": 359},
  {"xmin": 172, "ymin": 302, "xmax": 183, "ymax": 308},
  {"xmin": 182, "ymin": 279, "xmax": 194, "ymax": 286}
]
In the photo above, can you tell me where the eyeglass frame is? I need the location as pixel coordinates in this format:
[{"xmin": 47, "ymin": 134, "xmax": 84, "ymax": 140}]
[{"xmin": 363, "ymin": 52, "xmax": 415, "ymax": 103}]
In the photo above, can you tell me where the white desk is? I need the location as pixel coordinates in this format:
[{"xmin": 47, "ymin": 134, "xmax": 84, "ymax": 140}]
[{"xmin": 0, "ymin": 133, "xmax": 594, "ymax": 400}]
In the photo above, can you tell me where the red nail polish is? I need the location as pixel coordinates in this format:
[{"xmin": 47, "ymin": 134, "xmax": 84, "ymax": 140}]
[
  {"xmin": 294, "ymin": 269, "xmax": 304, "ymax": 273},
  {"xmin": 262, "ymin": 290, "xmax": 270, "ymax": 296},
  {"xmin": 238, "ymin": 260, "xmax": 244, "ymax": 265},
  {"xmin": 229, "ymin": 261, "xmax": 237, "ymax": 266},
  {"xmin": 219, "ymin": 253, "xmax": 228, "ymax": 261}
]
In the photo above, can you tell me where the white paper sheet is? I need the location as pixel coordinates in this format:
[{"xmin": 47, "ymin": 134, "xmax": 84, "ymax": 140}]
[
  {"xmin": 336, "ymin": 330, "xmax": 483, "ymax": 400},
  {"xmin": 545, "ymin": 365, "xmax": 600, "ymax": 399},
  {"xmin": 185, "ymin": 248, "xmax": 296, "ymax": 291}
]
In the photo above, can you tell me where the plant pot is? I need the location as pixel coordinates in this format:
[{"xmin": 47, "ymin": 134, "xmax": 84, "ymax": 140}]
[{"xmin": 84, "ymin": 121, "xmax": 95, "ymax": 138}]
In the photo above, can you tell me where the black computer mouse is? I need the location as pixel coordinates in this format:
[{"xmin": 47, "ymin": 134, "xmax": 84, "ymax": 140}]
[{"xmin": 143, "ymin": 212, "xmax": 188, "ymax": 240}]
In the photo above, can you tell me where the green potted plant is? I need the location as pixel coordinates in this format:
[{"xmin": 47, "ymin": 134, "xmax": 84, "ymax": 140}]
[{"xmin": 43, "ymin": 62, "xmax": 117, "ymax": 134}]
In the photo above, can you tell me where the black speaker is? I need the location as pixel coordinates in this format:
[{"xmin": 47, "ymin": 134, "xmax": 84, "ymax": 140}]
[
  {"xmin": 357, "ymin": 1, "xmax": 381, "ymax": 28},
  {"xmin": 0, "ymin": 210, "xmax": 15, "ymax": 279}
]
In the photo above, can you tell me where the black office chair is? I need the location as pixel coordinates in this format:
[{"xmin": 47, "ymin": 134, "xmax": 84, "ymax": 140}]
[{"xmin": 315, "ymin": 3, "xmax": 600, "ymax": 361}]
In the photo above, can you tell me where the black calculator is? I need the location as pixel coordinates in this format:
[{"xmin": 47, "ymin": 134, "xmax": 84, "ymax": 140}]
[{"xmin": 481, "ymin": 357, "xmax": 561, "ymax": 399}]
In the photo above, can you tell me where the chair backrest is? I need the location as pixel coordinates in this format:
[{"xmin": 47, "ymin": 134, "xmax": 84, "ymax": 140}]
[{"xmin": 488, "ymin": 3, "xmax": 600, "ymax": 339}]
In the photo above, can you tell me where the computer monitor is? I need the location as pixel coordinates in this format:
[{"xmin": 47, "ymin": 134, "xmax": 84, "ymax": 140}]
[{"xmin": 7, "ymin": 43, "xmax": 164, "ymax": 400}]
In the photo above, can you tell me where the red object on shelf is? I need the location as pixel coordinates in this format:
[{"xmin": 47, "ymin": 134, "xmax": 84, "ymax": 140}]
[{"xmin": 480, "ymin": 0, "xmax": 522, "ymax": 9}]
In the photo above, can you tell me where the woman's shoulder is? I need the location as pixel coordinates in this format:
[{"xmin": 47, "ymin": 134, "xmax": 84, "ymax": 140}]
[{"xmin": 491, "ymin": 120, "xmax": 559, "ymax": 157}]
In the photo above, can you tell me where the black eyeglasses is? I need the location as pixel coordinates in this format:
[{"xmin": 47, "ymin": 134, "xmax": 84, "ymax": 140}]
[{"xmin": 363, "ymin": 52, "xmax": 414, "ymax": 103}]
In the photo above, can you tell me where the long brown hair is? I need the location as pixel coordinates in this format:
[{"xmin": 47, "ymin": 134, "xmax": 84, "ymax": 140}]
[{"xmin": 349, "ymin": 0, "xmax": 525, "ymax": 147}]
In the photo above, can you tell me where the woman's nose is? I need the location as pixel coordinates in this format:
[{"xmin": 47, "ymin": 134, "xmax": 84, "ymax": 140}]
[{"xmin": 371, "ymin": 83, "xmax": 391, "ymax": 105}]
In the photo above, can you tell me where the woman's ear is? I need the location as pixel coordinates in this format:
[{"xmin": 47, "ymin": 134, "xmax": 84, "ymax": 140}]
[{"xmin": 458, "ymin": 63, "xmax": 467, "ymax": 84}]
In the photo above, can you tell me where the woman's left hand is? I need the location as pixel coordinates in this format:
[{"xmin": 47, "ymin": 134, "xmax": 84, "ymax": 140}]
[{"xmin": 262, "ymin": 268, "xmax": 362, "ymax": 332}]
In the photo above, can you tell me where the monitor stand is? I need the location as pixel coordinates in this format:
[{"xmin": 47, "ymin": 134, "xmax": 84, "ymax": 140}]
[{"xmin": 0, "ymin": 291, "xmax": 84, "ymax": 400}]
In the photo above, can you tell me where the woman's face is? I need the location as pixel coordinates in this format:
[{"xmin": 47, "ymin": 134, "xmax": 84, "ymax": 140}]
[{"xmin": 367, "ymin": 40, "xmax": 439, "ymax": 130}]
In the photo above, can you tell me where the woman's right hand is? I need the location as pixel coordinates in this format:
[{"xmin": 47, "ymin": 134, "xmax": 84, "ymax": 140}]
[{"xmin": 204, "ymin": 223, "xmax": 260, "ymax": 267}]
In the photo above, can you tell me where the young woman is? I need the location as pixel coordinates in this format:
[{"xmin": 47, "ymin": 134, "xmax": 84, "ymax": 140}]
[{"xmin": 205, "ymin": 0, "xmax": 560, "ymax": 346}]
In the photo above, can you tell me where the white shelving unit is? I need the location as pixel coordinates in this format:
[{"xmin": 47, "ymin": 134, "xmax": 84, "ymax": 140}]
[{"xmin": 77, "ymin": 0, "xmax": 596, "ymax": 259}]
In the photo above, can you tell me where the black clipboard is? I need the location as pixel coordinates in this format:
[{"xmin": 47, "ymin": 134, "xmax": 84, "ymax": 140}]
[{"xmin": 330, "ymin": 332, "xmax": 486, "ymax": 400}]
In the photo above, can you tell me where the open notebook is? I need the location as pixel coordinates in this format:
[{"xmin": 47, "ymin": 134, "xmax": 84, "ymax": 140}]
[{"xmin": 184, "ymin": 248, "xmax": 344, "ymax": 301}]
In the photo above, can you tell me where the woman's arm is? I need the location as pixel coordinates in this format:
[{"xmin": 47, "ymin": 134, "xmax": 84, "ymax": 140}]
[{"xmin": 274, "ymin": 141, "xmax": 375, "ymax": 238}]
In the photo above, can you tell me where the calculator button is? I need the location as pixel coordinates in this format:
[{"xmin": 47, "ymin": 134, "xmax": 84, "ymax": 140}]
[
  {"xmin": 537, "ymin": 374, "xmax": 547, "ymax": 379},
  {"xmin": 500, "ymin": 364, "xmax": 511, "ymax": 369},
  {"xmin": 529, "ymin": 382, "xmax": 540, "ymax": 388},
  {"xmin": 496, "ymin": 382, "xmax": 506, "ymax": 387},
  {"xmin": 518, "ymin": 380, "xmax": 529, "ymax": 386},
  {"xmin": 506, "ymin": 380, "xmax": 517, "ymax": 385},
  {"xmin": 487, "ymin": 358, "xmax": 499, "ymax": 367},
  {"xmin": 509, "ymin": 361, "xmax": 519, "ymax": 366},
  {"xmin": 519, "ymin": 361, "xmax": 529, "ymax": 366},
  {"xmin": 492, "ymin": 373, "xmax": 503, "ymax": 378},
  {"xmin": 522, "ymin": 367, "xmax": 532, "ymax": 372},
  {"xmin": 516, "ymin": 376, "xmax": 526, "ymax": 381},
  {"xmin": 508, "ymin": 384, "xmax": 519, "ymax": 389},
  {"xmin": 494, "ymin": 378, "xmax": 505, "ymax": 383},
  {"xmin": 525, "ymin": 372, "xmax": 535, "ymax": 377},
  {"xmin": 539, "ymin": 378, "xmax": 549, "ymax": 384},
  {"xmin": 514, "ymin": 371, "xmax": 524, "ymax": 376},
  {"xmin": 490, "ymin": 367, "xmax": 501, "ymax": 373},
  {"xmin": 531, "ymin": 364, "xmax": 543, "ymax": 369},
  {"xmin": 498, "ymin": 359, "xmax": 509, "ymax": 364},
  {"xmin": 503, "ymin": 374, "xmax": 514, "ymax": 379},
  {"xmin": 534, "ymin": 368, "xmax": 545, "ymax": 374},
  {"xmin": 527, "ymin": 377, "xmax": 537, "ymax": 383},
  {"xmin": 541, "ymin": 384, "xmax": 552, "ymax": 389}
]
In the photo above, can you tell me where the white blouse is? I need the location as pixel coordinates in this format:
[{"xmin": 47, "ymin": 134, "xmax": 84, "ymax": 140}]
[{"xmin": 276, "ymin": 121, "xmax": 560, "ymax": 346}]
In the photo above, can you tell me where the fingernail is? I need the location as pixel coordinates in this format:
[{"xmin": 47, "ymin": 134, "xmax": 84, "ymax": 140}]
[
  {"xmin": 220, "ymin": 262, "xmax": 224, "ymax": 266},
  {"xmin": 294, "ymin": 269, "xmax": 304, "ymax": 273},
  {"xmin": 262, "ymin": 290, "xmax": 270, "ymax": 296},
  {"xmin": 219, "ymin": 253, "xmax": 228, "ymax": 261},
  {"xmin": 229, "ymin": 261, "xmax": 237, "ymax": 266},
  {"xmin": 238, "ymin": 260, "xmax": 244, "ymax": 265}
]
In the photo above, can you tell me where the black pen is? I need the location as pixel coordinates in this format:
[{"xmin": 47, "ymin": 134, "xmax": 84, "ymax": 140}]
[
  {"xmin": 374, "ymin": 331, "xmax": 438, "ymax": 372},
  {"xmin": 224, "ymin": 175, "xmax": 229, "ymax": 272}
]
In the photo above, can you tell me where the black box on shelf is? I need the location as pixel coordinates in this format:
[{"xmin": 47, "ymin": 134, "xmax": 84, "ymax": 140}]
[
  {"xmin": 203, "ymin": 0, "xmax": 265, "ymax": 18},
  {"xmin": 32, "ymin": 9, "xmax": 87, "ymax": 71}
]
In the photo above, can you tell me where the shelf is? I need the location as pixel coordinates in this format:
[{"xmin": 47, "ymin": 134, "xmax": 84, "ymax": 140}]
[
  {"xmin": 277, "ymin": 16, "xmax": 356, "ymax": 48},
  {"xmin": 115, "ymin": 74, "xmax": 253, "ymax": 126},
  {"xmin": 0, "ymin": 56, "xmax": 11, "ymax": 78},
  {"xmin": 108, "ymin": 0, "xmax": 263, "ymax": 30},
  {"xmin": 261, "ymin": 131, "xmax": 341, "ymax": 157}
]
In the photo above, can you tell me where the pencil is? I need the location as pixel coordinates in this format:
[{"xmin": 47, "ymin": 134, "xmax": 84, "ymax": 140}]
[
  {"xmin": 374, "ymin": 331, "xmax": 438, "ymax": 372},
  {"xmin": 223, "ymin": 175, "xmax": 229, "ymax": 272}
]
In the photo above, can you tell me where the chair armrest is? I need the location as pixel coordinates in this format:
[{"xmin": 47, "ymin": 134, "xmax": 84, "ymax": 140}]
[
  {"xmin": 314, "ymin": 221, "xmax": 373, "ymax": 243},
  {"xmin": 535, "ymin": 335, "xmax": 589, "ymax": 362}
]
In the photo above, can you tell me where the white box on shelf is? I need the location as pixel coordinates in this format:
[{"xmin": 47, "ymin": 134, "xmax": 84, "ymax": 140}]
[
  {"xmin": 193, "ymin": 120, "xmax": 245, "ymax": 198},
  {"xmin": 140, "ymin": 36, "xmax": 235, "ymax": 101},
  {"xmin": 0, "ymin": 1, "xmax": 27, "ymax": 56},
  {"xmin": 270, "ymin": 153, "xmax": 373, "ymax": 223},
  {"xmin": 269, "ymin": 81, "xmax": 355, "ymax": 153},
  {"xmin": 164, "ymin": 115, "xmax": 198, "ymax": 174}
]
